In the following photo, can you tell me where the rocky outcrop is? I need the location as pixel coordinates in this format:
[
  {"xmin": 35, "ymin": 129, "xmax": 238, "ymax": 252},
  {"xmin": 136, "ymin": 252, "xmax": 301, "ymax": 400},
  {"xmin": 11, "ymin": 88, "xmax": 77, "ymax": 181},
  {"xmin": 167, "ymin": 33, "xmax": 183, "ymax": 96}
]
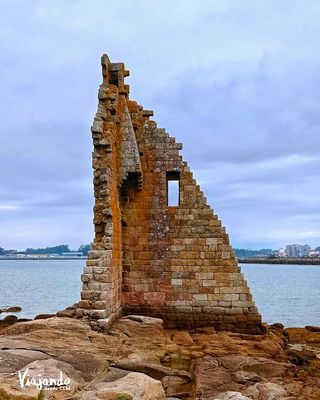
[
  {"xmin": 81, "ymin": 372, "xmax": 166, "ymax": 400},
  {"xmin": 0, "ymin": 306, "xmax": 22, "ymax": 313},
  {"xmin": 0, "ymin": 316, "xmax": 319, "ymax": 399}
]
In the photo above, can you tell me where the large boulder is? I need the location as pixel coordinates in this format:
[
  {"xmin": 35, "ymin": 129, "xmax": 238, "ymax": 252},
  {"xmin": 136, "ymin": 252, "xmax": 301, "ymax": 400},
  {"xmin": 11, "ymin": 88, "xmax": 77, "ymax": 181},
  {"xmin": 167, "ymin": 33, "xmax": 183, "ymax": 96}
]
[
  {"xmin": 0, "ymin": 358, "xmax": 84, "ymax": 399},
  {"xmin": 81, "ymin": 372, "xmax": 166, "ymax": 400}
]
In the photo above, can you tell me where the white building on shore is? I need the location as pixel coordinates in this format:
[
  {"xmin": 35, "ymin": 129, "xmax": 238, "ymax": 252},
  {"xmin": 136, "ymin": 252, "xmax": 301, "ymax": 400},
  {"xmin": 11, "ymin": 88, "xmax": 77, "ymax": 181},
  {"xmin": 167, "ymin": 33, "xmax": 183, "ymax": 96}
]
[{"xmin": 285, "ymin": 244, "xmax": 311, "ymax": 257}]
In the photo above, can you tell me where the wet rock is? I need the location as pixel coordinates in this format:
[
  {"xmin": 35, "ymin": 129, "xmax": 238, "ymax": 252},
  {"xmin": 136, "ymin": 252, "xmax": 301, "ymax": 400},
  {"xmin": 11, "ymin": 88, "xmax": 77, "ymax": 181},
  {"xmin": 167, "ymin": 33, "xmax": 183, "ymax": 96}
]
[
  {"xmin": 1, "ymin": 306, "xmax": 22, "ymax": 313},
  {"xmin": 34, "ymin": 313, "xmax": 56, "ymax": 320},
  {"xmin": 306, "ymin": 325, "xmax": 320, "ymax": 333},
  {"xmin": 270, "ymin": 322, "xmax": 284, "ymax": 330},
  {"xmin": 3, "ymin": 315, "xmax": 18, "ymax": 324}
]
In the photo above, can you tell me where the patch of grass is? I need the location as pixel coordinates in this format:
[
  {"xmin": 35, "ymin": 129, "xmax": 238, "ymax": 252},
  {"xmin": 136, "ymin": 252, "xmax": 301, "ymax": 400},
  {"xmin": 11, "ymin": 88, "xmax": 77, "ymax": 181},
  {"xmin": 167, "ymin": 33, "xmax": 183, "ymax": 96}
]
[
  {"xmin": 0, "ymin": 388, "xmax": 44, "ymax": 400},
  {"xmin": 115, "ymin": 394, "xmax": 133, "ymax": 400}
]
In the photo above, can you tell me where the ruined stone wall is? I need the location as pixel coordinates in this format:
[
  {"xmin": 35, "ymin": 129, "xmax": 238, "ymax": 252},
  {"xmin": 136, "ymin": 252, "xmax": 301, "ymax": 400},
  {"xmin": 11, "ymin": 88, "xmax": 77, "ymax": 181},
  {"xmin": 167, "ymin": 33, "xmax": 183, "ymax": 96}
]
[
  {"xmin": 77, "ymin": 58, "xmax": 126, "ymax": 327},
  {"xmin": 77, "ymin": 54, "xmax": 263, "ymax": 334}
]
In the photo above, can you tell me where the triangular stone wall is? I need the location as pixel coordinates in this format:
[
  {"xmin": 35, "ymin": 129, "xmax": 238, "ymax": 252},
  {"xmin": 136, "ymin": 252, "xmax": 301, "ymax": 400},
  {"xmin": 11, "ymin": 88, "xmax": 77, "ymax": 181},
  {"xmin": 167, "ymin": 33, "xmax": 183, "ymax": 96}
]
[{"xmin": 76, "ymin": 54, "xmax": 263, "ymax": 334}]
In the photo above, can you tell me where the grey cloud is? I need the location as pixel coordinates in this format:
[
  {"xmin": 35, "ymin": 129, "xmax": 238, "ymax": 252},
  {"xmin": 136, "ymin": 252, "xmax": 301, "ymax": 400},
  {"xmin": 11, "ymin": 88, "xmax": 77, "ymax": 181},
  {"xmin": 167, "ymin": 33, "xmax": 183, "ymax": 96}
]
[{"xmin": 1, "ymin": 0, "xmax": 320, "ymax": 249}]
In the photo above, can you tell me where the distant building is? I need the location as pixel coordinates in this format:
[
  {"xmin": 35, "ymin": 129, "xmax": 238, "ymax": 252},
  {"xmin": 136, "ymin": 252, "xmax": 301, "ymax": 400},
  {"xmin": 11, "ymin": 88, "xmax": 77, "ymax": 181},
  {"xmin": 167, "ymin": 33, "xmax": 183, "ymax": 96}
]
[
  {"xmin": 285, "ymin": 244, "xmax": 311, "ymax": 257},
  {"xmin": 26, "ymin": 254, "xmax": 51, "ymax": 259},
  {"xmin": 278, "ymin": 248, "xmax": 286, "ymax": 257},
  {"xmin": 61, "ymin": 252, "xmax": 83, "ymax": 257}
]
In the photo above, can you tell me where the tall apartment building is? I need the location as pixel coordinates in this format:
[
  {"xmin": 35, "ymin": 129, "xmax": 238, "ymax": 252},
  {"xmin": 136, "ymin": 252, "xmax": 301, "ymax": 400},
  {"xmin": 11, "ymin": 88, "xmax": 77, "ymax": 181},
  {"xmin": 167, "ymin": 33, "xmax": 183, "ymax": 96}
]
[{"xmin": 285, "ymin": 244, "xmax": 311, "ymax": 257}]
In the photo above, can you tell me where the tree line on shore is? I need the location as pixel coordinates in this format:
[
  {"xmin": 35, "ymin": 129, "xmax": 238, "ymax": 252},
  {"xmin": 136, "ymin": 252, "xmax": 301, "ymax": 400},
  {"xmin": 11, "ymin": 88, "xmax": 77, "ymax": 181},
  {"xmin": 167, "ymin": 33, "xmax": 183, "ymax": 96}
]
[
  {"xmin": 0, "ymin": 245, "xmax": 276, "ymax": 258},
  {"xmin": 1, "ymin": 246, "xmax": 319, "ymax": 259},
  {"xmin": 0, "ymin": 244, "xmax": 90, "ymax": 257}
]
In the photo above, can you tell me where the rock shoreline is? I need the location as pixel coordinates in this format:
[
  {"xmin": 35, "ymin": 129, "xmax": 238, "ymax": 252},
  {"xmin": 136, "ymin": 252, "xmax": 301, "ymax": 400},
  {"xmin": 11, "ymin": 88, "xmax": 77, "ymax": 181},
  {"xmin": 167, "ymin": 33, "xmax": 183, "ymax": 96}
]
[{"xmin": 0, "ymin": 315, "xmax": 319, "ymax": 399}]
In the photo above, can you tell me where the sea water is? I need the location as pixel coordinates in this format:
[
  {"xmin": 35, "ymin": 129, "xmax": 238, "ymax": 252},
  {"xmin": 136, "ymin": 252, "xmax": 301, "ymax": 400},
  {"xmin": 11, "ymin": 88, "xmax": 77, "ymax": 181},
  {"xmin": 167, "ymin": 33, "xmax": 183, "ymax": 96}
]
[{"xmin": 0, "ymin": 260, "xmax": 319, "ymax": 327}]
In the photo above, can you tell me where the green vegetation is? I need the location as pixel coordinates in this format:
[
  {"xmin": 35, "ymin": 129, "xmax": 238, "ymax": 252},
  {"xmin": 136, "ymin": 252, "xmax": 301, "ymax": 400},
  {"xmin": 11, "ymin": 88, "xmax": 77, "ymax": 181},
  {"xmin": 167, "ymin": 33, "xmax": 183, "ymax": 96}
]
[
  {"xmin": 25, "ymin": 244, "xmax": 70, "ymax": 255},
  {"xmin": 115, "ymin": 394, "xmax": 133, "ymax": 400},
  {"xmin": 0, "ymin": 388, "xmax": 44, "ymax": 400},
  {"xmin": 234, "ymin": 248, "xmax": 275, "ymax": 258},
  {"xmin": 78, "ymin": 244, "xmax": 90, "ymax": 256},
  {"xmin": 0, "ymin": 244, "xmax": 91, "ymax": 257}
]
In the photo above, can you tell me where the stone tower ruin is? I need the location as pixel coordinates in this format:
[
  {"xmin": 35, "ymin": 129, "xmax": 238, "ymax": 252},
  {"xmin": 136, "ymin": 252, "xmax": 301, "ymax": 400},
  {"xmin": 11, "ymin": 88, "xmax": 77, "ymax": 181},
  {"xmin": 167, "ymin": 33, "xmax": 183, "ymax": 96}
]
[{"xmin": 76, "ymin": 54, "xmax": 263, "ymax": 334}]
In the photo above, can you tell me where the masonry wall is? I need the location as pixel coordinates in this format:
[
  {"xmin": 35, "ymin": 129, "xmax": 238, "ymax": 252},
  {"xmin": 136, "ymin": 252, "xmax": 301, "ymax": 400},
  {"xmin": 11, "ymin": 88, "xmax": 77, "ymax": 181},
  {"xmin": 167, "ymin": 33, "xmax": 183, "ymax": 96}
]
[{"xmin": 77, "ymin": 55, "xmax": 263, "ymax": 334}]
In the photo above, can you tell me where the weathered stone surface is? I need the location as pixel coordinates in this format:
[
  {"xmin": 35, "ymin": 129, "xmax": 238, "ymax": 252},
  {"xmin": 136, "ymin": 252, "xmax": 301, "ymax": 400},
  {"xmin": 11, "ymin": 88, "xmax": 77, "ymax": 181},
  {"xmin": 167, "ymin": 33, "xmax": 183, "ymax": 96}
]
[
  {"xmin": 212, "ymin": 392, "xmax": 251, "ymax": 400},
  {"xmin": 56, "ymin": 309, "xmax": 76, "ymax": 318},
  {"xmin": 76, "ymin": 54, "xmax": 262, "ymax": 333},
  {"xmin": 0, "ymin": 358, "xmax": 84, "ymax": 398},
  {"xmin": 81, "ymin": 372, "xmax": 166, "ymax": 400},
  {"xmin": 0, "ymin": 349, "xmax": 50, "ymax": 373},
  {"xmin": 244, "ymin": 382, "xmax": 288, "ymax": 399},
  {"xmin": 0, "ymin": 318, "xmax": 319, "ymax": 399},
  {"xmin": 112, "ymin": 360, "xmax": 192, "ymax": 381}
]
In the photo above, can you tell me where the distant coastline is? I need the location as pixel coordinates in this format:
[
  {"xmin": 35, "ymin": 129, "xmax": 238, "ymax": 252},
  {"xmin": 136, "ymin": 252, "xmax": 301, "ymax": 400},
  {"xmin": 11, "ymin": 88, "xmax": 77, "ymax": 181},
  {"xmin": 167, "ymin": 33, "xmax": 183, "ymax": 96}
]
[
  {"xmin": 0, "ymin": 256, "xmax": 87, "ymax": 261},
  {"xmin": 239, "ymin": 257, "xmax": 320, "ymax": 265},
  {"xmin": 1, "ymin": 256, "xmax": 320, "ymax": 265}
]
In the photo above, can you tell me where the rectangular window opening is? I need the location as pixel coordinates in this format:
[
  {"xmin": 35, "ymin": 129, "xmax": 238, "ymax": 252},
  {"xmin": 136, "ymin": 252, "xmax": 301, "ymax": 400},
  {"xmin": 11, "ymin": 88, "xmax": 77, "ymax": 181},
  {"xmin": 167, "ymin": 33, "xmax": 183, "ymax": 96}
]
[{"xmin": 166, "ymin": 171, "xmax": 180, "ymax": 206}]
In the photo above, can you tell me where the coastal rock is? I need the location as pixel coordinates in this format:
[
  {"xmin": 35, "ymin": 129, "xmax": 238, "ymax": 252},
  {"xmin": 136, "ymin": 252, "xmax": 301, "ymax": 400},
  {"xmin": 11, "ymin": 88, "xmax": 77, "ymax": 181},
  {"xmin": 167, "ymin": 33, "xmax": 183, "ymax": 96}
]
[
  {"xmin": 285, "ymin": 327, "xmax": 320, "ymax": 344},
  {"xmin": 1, "ymin": 306, "xmax": 22, "ymax": 313},
  {"xmin": 0, "ymin": 317, "xmax": 319, "ymax": 399},
  {"xmin": 212, "ymin": 392, "xmax": 251, "ymax": 400},
  {"xmin": 34, "ymin": 313, "xmax": 56, "ymax": 320},
  {"xmin": 112, "ymin": 360, "xmax": 192, "ymax": 381},
  {"xmin": 306, "ymin": 325, "xmax": 320, "ymax": 333},
  {"xmin": 56, "ymin": 309, "xmax": 76, "ymax": 318},
  {"xmin": 0, "ymin": 349, "xmax": 50, "ymax": 373},
  {"xmin": 81, "ymin": 372, "xmax": 166, "ymax": 400},
  {"xmin": 270, "ymin": 322, "xmax": 285, "ymax": 330},
  {"xmin": 2, "ymin": 315, "xmax": 18, "ymax": 325},
  {"xmin": 161, "ymin": 375, "xmax": 192, "ymax": 398},
  {"xmin": 244, "ymin": 382, "xmax": 288, "ymax": 399},
  {"xmin": 2, "ymin": 316, "xmax": 92, "ymax": 335},
  {"xmin": 0, "ymin": 358, "xmax": 84, "ymax": 399},
  {"xmin": 287, "ymin": 348, "xmax": 317, "ymax": 365}
]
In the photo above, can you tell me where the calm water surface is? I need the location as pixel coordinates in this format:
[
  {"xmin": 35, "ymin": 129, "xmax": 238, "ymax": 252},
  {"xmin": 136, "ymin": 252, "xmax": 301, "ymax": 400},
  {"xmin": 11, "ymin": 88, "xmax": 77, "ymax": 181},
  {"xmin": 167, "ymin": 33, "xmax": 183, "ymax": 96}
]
[
  {"xmin": 0, "ymin": 260, "xmax": 83, "ymax": 319},
  {"xmin": 241, "ymin": 263, "xmax": 320, "ymax": 327},
  {"xmin": 0, "ymin": 260, "xmax": 319, "ymax": 327}
]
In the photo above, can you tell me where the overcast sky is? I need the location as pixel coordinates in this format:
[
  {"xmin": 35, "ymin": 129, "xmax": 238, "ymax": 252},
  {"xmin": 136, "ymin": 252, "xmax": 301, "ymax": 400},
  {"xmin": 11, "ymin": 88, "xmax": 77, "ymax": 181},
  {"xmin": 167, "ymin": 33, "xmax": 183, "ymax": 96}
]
[{"xmin": 1, "ymin": 0, "xmax": 320, "ymax": 250}]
